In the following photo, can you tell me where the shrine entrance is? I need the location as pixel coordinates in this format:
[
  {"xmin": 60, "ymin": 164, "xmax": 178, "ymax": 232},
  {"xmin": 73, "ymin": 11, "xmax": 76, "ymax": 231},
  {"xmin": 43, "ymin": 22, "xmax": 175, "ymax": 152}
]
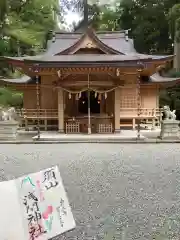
[
  {"xmin": 64, "ymin": 89, "xmax": 114, "ymax": 134},
  {"xmin": 78, "ymin": 91, "xmax": 100, "ymax": 114}
]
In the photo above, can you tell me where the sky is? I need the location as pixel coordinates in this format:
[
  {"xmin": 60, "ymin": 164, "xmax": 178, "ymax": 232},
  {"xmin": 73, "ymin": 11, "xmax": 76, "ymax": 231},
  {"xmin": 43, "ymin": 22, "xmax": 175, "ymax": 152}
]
[
  {"xmin": 65, "ymin": 12, "xmax": 80, "ymax": 25},
  {"xmin": 61, "ymin": 0, "xmax": 117, "ymax": 26}
]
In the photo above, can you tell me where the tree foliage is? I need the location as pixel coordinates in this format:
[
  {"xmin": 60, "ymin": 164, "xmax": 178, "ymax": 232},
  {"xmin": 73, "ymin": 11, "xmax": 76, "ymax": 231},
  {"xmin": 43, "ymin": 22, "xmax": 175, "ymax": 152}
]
[
  {"xmin": 117, "ymin": 0, "xmax": 179, "ymax": 54},
  {"xmin": 0, "ymin": 0, "xmax": 60, "ymax": 106},
  {"xmin": 0, "ymin": 0, "xmax": 60, "ymax": 57},
  {"xmin": 0, "ymin": 0, "xmax": 60, "ymax": 77},
  {"xmin": 0, "ymin": 87, "xmax": 23, "ymax": 108},
  {"xmin": 168, "ymin": 4, "xmax": 180, "ymax": 42},
  {"xmin": 0, "ymin": 0, "xmax": 180, "ymax": 110},
  {"xmin": 61, "ymin": 0, "xmax": 120, "ymax": 31}
]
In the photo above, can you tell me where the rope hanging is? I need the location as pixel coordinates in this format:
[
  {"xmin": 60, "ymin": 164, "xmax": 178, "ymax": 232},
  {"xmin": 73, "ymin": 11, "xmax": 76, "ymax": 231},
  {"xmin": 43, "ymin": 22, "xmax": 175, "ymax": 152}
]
[{"xmin": 55, "ymin": 85, "xmax": 121, "ymax": 94}]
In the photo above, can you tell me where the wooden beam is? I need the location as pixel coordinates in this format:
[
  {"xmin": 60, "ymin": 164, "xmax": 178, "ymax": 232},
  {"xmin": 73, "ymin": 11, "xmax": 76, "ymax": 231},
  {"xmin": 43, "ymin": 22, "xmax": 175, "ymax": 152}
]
[
  {"xmin": 17, "ymin": 66, "xmax": 140, "ymax": 76},
  {"xmin": 60, "ymin": 80, "xmax": 115, "ymax": 87}
]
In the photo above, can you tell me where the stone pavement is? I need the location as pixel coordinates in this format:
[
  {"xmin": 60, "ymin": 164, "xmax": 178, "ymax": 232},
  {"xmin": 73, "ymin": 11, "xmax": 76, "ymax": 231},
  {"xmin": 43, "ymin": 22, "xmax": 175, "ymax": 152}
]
[
  {"xmin": 0, "ymin": 128, "xmax": 179, "ymax": 143},
  {"xmin": 32, "ymin": 130, "xmax": 146, "ymax": 142},
  {"xmin": 0, "ymin": 143, "xmax": 180, "ymax": 239},
  {"xmin": 13, "ymin": 128, "xmax": 180, "ymax": 143}
]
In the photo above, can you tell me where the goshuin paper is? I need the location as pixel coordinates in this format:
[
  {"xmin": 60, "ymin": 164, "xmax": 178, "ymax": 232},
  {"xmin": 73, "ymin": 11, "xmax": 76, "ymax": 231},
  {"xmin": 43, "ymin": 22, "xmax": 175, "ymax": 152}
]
[{"xmin": 0, "ymin": 166, "xmax": 76, "ymax": 240}]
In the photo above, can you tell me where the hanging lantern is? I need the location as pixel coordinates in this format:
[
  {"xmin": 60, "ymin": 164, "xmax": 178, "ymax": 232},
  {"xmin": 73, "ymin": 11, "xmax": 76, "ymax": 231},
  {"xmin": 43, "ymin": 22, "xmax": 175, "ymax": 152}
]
[
  {"xmin": 94, "ymin": 91, "xmax": 97, "ymax": 98},
  {"xmin": 79, "ymin": 92, "xmax": 81, "ymax": 98},
  {"xmin": 104, "ymin": 92, "xmax": 107, "ymax": 99},
  {"xmin": 68, "ymin": 93, "xmax": 71, "ymax": 99}
]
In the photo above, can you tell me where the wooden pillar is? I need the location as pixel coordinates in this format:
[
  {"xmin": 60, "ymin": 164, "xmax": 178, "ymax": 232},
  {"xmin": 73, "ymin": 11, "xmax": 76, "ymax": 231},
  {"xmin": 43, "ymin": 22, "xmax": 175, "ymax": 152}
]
[
  {"xmin": 114, "ymin": 88, "xmax": 121, "ymax": 133},
  {"xmin": 58, "ymin": 88, "xmax": 64, "ymax": 133},
  {"xmin": 132, "ymin": 118, "xmax": 136, "ymax": 130}
]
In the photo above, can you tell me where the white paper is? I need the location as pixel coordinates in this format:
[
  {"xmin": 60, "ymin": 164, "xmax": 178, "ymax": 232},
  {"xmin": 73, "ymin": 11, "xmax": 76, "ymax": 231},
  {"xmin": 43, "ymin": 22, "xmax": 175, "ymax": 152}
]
[
  {"xmin": 0, "ymin": 180, "xmax": 26, "ymax": 240},
  {"xmin": 0, "ymin": 166, "xmax": 76, "ymax": 240}
]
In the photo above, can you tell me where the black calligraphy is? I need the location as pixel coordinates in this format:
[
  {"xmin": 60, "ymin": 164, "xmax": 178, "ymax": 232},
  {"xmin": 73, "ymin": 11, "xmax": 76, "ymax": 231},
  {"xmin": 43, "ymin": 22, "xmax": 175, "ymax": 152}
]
[
  {"xmin": 42, "ymin": 168, "xmax": 58, "ymax": 190},
  {"xmin": 23, "ymin": 191, "xmax": 46, "ymax": 240},
  {"xmin": 28, "ymin": 224, "xmax": 44, "ymax": 240},
  {"xmin": 56, "ymin": 198, "xmax": 67, "ymax": 227}
]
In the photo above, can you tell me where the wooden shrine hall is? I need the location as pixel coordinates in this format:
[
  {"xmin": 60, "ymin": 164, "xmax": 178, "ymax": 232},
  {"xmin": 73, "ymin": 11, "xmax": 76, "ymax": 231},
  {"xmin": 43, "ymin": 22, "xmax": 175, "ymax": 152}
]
[{"xmin": 1, "ymin": 27, "xmax": 180, "ymax": 134}]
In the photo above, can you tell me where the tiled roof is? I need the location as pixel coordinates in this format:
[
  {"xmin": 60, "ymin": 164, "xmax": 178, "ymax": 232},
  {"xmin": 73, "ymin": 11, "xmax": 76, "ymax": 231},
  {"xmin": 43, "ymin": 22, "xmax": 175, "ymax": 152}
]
[
  {"xmin": 45, "ymin": 33, "xmax": 81, "ymax": 56},
  {"xmin": 45, "ymin": 31, "xmax": 137, "ymax": 55},
  {"xmin": 98, "ymin": 33, "xmax": 136, "ymax": 54},
  {"xmin": 22, "ymin": 54, "xmax": 151, "ymax": 63}
]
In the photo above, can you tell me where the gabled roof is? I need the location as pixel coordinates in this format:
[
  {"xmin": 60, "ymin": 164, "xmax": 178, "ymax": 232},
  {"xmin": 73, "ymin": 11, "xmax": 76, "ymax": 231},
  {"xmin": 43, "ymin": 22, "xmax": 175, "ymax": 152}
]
[
  {"xmin": 1, "ymin": 53, "xmax": 173, "ymax": 64},
  {"xmin": 25, "ymin": 54, "xmax": 151, "ymax": 62},
  {"xmin": 45, "ymin": 28, "xmax": 136, "ymax": 56},
  {"xmin": 59, "ymin": 28, "xmax": 123, "ymax": 54}
]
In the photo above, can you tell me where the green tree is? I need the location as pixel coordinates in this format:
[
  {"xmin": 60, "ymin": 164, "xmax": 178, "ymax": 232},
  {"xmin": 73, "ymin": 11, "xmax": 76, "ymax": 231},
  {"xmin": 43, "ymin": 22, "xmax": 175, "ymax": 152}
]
[
  {"xmin": 0, "ymin": 0, "xmax": 61, "ymax": 77},
  {"xmin": 168, "ymin": 4, "xmax": 180, "ymax": 71},
  {"xmin": 61, "ymin": 0, "xmax": 119, "ymax": 31},
  {"xmin": 168, "ymin": 4, "xmax": 180, "ymax": 42},
  {"xmin": 92, "ymin": 4, "xmax": 121, "ymax": 31},
  {"xmin": 118, "ymin": 0, "xmax": 179, "ymax": 54}
]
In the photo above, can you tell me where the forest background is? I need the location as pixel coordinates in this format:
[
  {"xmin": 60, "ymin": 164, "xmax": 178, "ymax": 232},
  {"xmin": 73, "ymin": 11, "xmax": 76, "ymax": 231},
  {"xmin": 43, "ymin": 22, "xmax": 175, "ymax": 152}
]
[{"xmin": 0, "ymin": 0, "xmax": 180, "ymax": 111}]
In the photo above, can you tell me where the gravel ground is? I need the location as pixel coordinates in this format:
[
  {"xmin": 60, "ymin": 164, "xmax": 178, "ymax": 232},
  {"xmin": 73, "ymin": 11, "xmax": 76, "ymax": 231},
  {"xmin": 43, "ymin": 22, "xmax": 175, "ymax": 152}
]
[{"xmin": 0, "ymin": 144, "xmax": 180, "ymax": 239}]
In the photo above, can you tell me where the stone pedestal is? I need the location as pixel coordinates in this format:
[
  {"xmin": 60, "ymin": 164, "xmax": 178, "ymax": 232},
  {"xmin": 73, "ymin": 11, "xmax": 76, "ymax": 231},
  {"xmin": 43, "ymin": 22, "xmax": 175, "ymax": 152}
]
[
  {"xmin": 0, "ymin": 120, "xmax": 19, "ymax": 140},
  {"xmin": 159, "ymin": 120, "xmax": 180, "ymax": 139}
]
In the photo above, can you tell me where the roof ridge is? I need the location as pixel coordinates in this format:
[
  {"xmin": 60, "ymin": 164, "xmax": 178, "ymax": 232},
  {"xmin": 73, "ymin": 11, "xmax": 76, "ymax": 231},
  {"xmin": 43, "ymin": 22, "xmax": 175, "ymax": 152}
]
[
  {"xmin": 96, "ymin": 30, "xmax": 127, "ymax": 34},
  {"xmin": 55, "ymin": 31, "xmax": 82, "ymax": 35},
  {"xmin": 55, "ymin": 31, "xmax": 127, "ymax": 34},
  {"xmin": 58, "ymin": 28, "xmax": 122, "ymax": 55}
]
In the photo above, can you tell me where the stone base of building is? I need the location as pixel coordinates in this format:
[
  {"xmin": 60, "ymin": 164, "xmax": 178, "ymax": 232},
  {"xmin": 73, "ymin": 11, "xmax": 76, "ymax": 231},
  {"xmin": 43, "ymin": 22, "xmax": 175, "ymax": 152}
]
[
  {"xmin": 114, "ymin": 129, "xmax": 121, "ymax": 133},
  {"xmin": 58, "ymin": 129, "xmax": 65, "ymax": 134},
  {"xmin": 32, "ymin": 130, "xmax": 146, "ymax": 141}
]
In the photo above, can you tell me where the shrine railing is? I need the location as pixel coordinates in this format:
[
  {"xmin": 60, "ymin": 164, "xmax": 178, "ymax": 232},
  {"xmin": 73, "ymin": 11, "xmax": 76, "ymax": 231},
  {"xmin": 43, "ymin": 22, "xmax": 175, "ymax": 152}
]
[
  {"xmin": 120, "ymin": 108, "xmax": 161, "ymax": 119},
  {"xmin": 16, "ymin": 108, "xmax": 162, "ymax": 131},
  {"xmin": 16, "ymin": 108, "xmax": 162, "ymax": 119},
  {"xmin": 17, "ymin": 109, "xmax": 58, "ymax": 119}
]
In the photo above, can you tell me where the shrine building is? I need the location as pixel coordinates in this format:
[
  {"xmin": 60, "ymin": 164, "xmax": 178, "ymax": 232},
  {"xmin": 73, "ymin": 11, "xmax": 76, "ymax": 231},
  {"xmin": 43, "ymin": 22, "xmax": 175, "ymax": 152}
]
[{"xmin": 0, "ymin": 27, "xmax": 180, "ymax": 134}]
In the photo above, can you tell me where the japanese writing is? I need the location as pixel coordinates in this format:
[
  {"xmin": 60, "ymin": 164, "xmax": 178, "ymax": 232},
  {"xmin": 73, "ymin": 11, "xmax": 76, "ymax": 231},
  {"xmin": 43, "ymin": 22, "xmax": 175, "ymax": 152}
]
[
  {"xmin": 56, "ymin": 198, "xmax": 67, "ymax": 227},
  {"xmin": 42, "ymin": 168, "xmax": 58, "ymax": 190},
  {"xmin": 28, "ymin": 224, "xmax": 44, "ymax": 240},
  {"xmin": 23, "ymin": 191, "xmax": 46, "ymax": 240}
]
